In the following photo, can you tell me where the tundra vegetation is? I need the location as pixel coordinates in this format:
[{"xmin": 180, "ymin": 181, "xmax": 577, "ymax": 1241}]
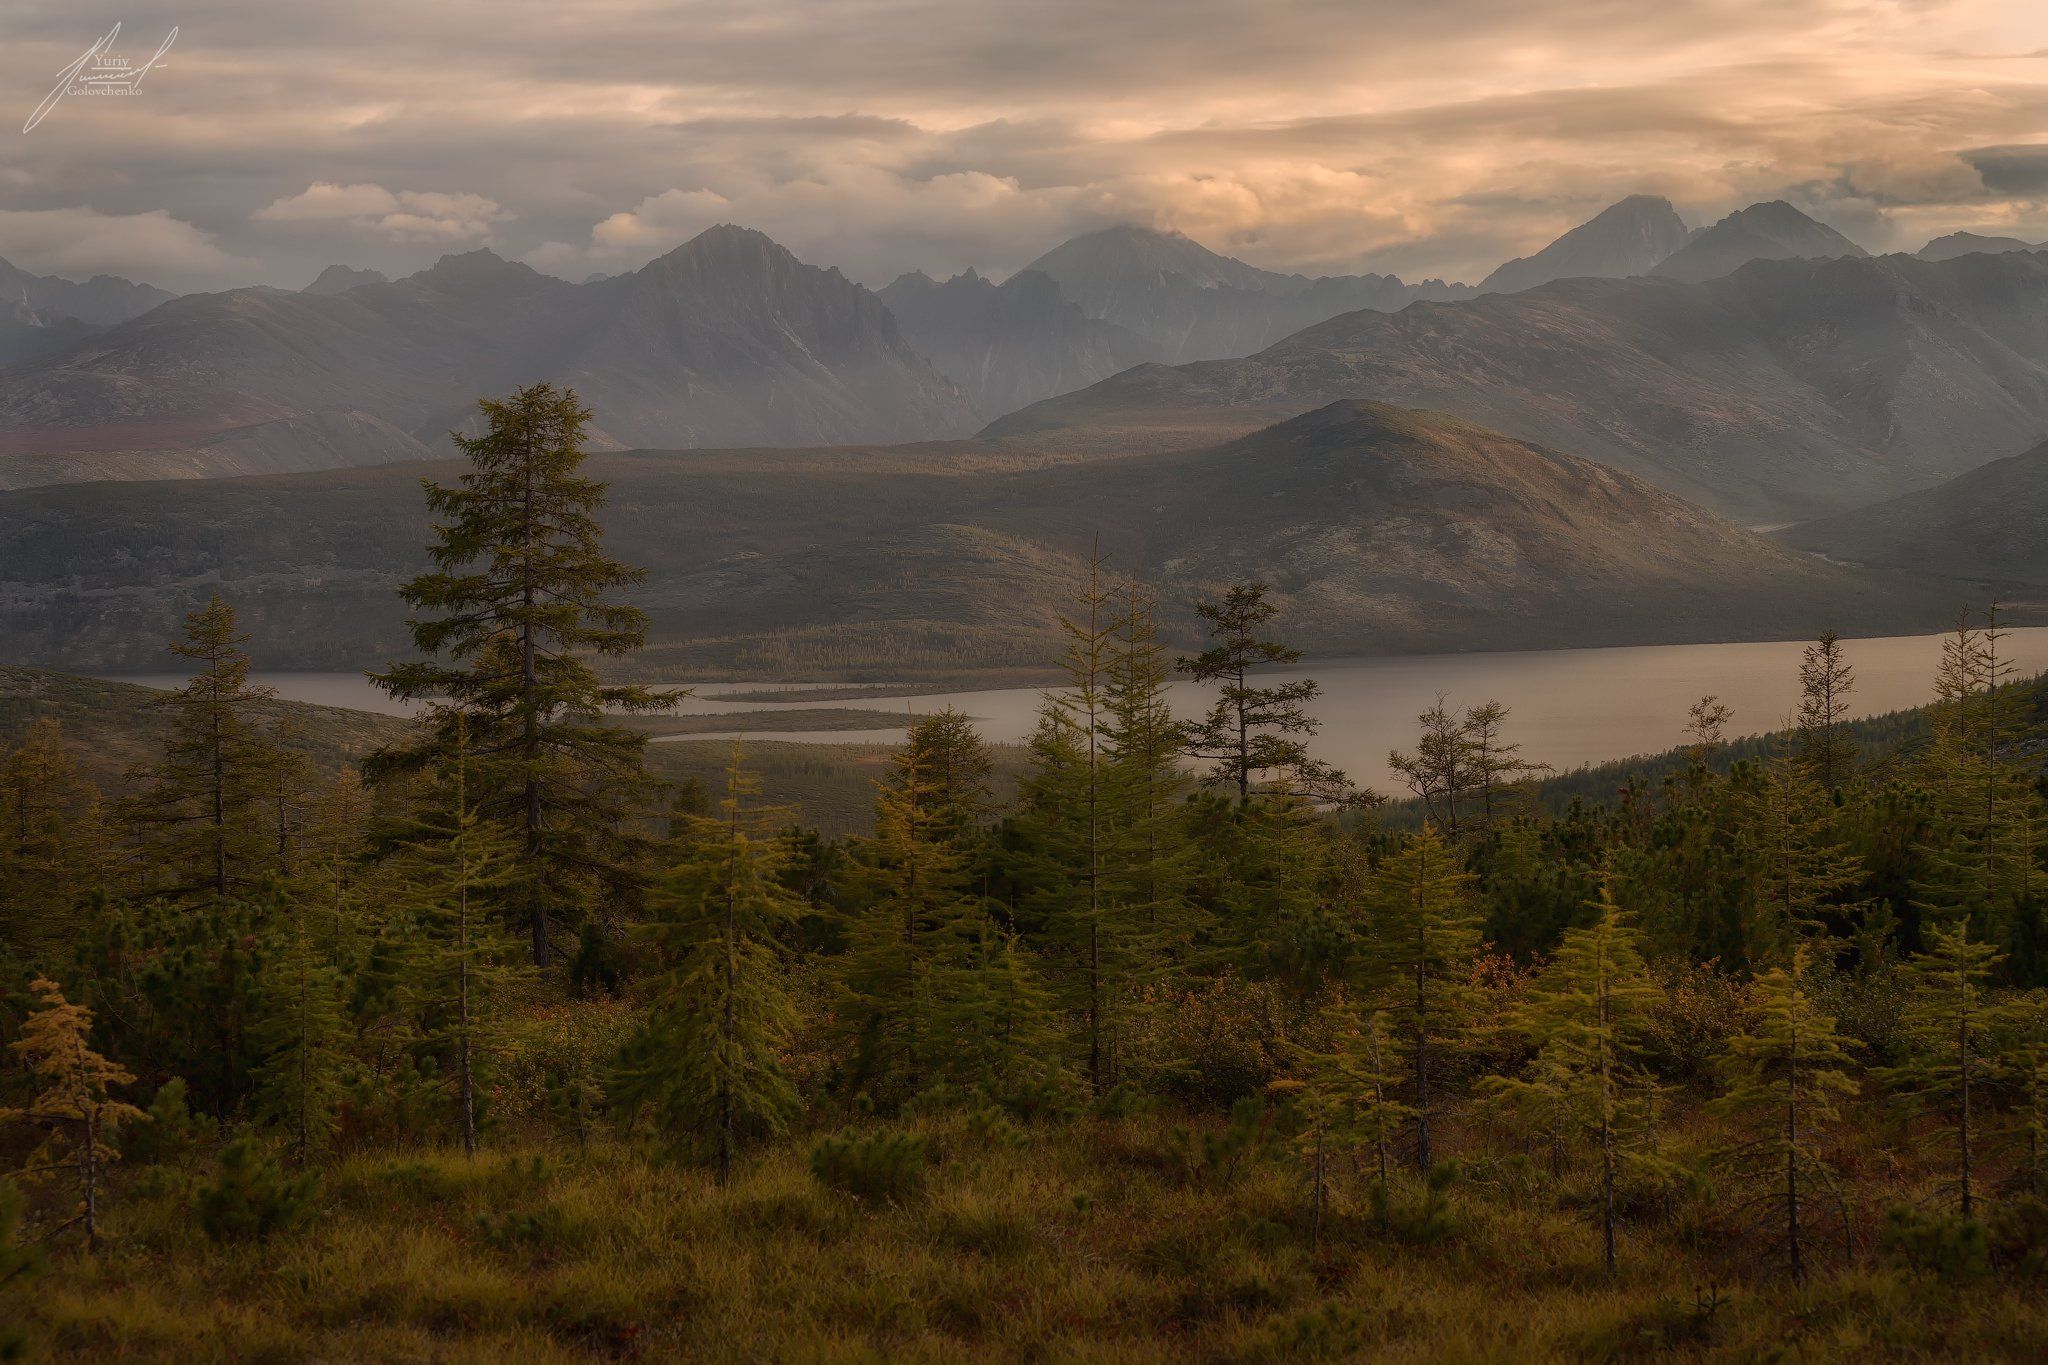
[{"xmin": 4, "ymin": 387, "xmax": 2048, "ymax": 1361}]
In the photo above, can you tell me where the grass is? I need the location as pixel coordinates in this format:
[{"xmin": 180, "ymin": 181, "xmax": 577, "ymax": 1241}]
[{"xmin": 15, "ymin": 1116, "xmax": 2048, "ymax": 1362}]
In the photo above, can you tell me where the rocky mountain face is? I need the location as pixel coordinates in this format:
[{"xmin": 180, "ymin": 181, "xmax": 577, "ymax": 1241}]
[
  {"xmin": 985, "ymin": 249, "xmax": 2048, "ymax": 525},
  {"xmin": 0, "ymin": 256, "xmax": 175, "ymax": 326},
  {"xmin": 1020, "ymin": 225, "xmax": 1475, "ymax": 363},
  {"xmin": 0, "ymin": 226, "xmax": 980, "ymax": 489},
  {"xmin": 1479, "ymin": 196, "xmax": 1692, "ymax": 293},
  {"xmin": 0, "ymin": 256, "xmax": 176, "ymax": 374},
  {"xmin": 1776, "ymin": 437, "xmax": 2048, "ymax": 588},
  {"xmin": 1650, "ymin": 201, "xmax": 1866, "ymax": 282},
  {"xmin": 0, "ymin": 401, "xmax": 1955, "ymax": 675},
  {"xmin": 302, "ymin": 264, "xmax": 389, "ymax": 294},
  {"xmin": 1918, "ymin": 232, "xmax": 2042, "ymax": 261},
  {"xmin": 877, "ymin": 268, "xmax": 1160, "ymax": 416}
]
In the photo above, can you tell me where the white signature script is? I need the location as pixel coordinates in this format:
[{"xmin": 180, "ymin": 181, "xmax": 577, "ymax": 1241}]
[{"xmin": 23, "ymin": 23, "xmax": 178, "ymax": 134}]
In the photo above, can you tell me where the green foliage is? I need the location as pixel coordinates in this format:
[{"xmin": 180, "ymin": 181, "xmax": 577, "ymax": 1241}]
[
  {"xmin": 194, "ymin": 1137, "xmax": 318, "ymax": 1243},
  {"xmin": 613, "ymin": 748, "xmax": 803, "ymax": 1176},
  {"xmin": 369, "ymin": 382, "xmax": 677, "ymax": 969},
  {"xmin": 809, "ymin": 1128, "xmax": 929, "ymax": 1203},
  {"xmin": 1882, "ymin": 1205, "xmax": 1991, "ymax": 1281},
  {"xmin": 1177, "ymin": 582, "xmax": 1351, "ymax": 803}
]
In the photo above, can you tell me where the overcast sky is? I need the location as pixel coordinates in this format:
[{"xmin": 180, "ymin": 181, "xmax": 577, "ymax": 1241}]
[{"xmin": 3, "ymin": 0, "xmax": 2046, "ymax": 293}]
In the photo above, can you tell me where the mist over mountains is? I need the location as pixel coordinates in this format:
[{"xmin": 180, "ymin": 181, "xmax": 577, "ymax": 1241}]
[{"xmin": 1, "ymin": 189, "xmax": 2043, "ymax": 675}]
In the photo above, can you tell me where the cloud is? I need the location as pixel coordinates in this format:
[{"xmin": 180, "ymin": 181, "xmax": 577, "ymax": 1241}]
[
  {"xmin": 254, "ymin": 182, "xmax": 510, "ymax": 241},
  {"xmin": 0, "ymin": 2, "xmax": 2044, "ymax": 286},
  {"xmin": 0, "ymin": 207, "xmax": 247, "ymax": 288}
]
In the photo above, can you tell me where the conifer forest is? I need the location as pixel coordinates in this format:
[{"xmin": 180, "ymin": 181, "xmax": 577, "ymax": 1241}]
[{"xmin": 7, "ymin": 385, "xmax": 2048, "ymax": 1362}]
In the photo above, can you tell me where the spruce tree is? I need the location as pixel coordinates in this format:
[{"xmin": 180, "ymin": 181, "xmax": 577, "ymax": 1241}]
[
  {"xmin": 1881, "ymin": 920, "xmax": 2005, "ymax": 1221},
  {"xmin": 615, "ymin": 747, "xmax": 803, "ymax": 1178},
  {"xmin": 370, "ymin": 383, "xmax": 677, "ymax": 968},
  {"xmin": 1178, "ymin": 582, "xmax": 1351, "ymax": 803},
  {"xmin": 1, "ymin": 978, "xmax": 146, "ymax": 1250},
  {"xmin": 1713, "ymin": 948, "xmax": 1860, "ymax": 1281},
  {"xmin": 1796, "ymin": 631, "xmax": 1857, "ymax": 790},
  {"xmin": 1367, "ymin": 824, "xmax": 1482, "ymax": 1174},
  {"xmin": 131, "ymin": 597, "xmax": 281, "ymax": 901}
]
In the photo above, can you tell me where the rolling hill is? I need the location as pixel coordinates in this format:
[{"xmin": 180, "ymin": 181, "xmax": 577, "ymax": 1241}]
[
  {"xmin": 0, "ymin": 402, "xmax": 1958, "ymax": 679},
  {"xmin": 987, "ymin": 248, "xmax": 2048, "ymax": 524},
  {"xmin": 1775, "ymin": 437, "xmax": 2048, "ymax": 590}
]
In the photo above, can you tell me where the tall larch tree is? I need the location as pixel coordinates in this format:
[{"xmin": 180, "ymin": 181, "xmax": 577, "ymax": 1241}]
[
  {"xmin": 370, "ymin": 383, "xmax": 677, "ymax": 968},
  {"xmin": 1493, "ymin": 888, "xmax": 1665, "ymax": 1274},
  {"xmin": 1742, "ymin": 735, "xmax": 1865, "ymax": 964},
  {"xmin": 1178, "ymin": 582, "xmax": 1350, "ymax": 804},
  {"xmin": 1368, "ymin": 823, "xmax": 1482, "ymax": 1175},
  {"xmin": 0, "ymin": 720, "xmax": 115, "ymax": 954},
  {"xmin": 132, "ymin": 597, "xmax": 281, "ymax": 902},
  {"xmin": 1795, "ymin": 631, "xmax": 1857, "ymax": 790},
  {"xmin": 1881, "ymin": 920, "xmax": 2005, "ymax": 1222},
  {"xmin": 616, "ymin": 747, "xmax": 803, "ymax": 1179},
  {"xmin": 1713, "ymin": 948, "xmax": 1860, "ymax": 1281},
  {"xmin": 252, "ymin": 887, "xmax": 350, "ymax": 1164}
]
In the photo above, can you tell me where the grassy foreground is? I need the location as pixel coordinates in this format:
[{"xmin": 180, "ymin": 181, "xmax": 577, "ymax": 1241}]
[{"xmin": 17, "ymin": 1106, "xmax": 2048, "ymax": 1363}]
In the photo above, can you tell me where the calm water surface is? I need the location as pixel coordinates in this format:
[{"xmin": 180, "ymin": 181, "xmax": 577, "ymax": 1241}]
[{"xmin": 103, "ymin": 628, "xmax": 2048, "ymax": 792}]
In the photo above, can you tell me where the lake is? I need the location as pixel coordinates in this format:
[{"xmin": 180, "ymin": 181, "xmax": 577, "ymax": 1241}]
[{"xmin": 102, "ymin": 627, "xmax": 2048, "ymax": 794}]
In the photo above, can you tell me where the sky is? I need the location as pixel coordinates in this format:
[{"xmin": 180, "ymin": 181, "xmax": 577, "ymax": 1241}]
[{"xmin": 2, "ymin": 0, "xmax": 2046, "ymax": 293}]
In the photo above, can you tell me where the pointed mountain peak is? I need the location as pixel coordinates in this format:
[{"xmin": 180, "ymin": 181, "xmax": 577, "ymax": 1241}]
[
  {"xmin": 302, "ymin": 264, "xmax": 388, "ymax": 295},
  {"xmin": 1481, "ymin": 195, "xmax": 1692, "ymax": 293},
  {"xmin": 1650, "ymin": 199, "xmax": 1866, "ymax": 282}
]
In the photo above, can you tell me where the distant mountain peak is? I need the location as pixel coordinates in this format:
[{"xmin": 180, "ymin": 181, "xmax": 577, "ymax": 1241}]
[
  {"xmin": 1918, "ymin": 230, "xmax": 2041, "ymax": 262},
  {"xmin": 1651, "ymin": 200, "xmax": 1866, "ymax": 282},
  {"xmin": 1480, "ymin": 195, "xmax": 1692, "ymax": 293},
  {"xmin": 302, "ymin": 264, "xmax": 388, "ymax": 295}
]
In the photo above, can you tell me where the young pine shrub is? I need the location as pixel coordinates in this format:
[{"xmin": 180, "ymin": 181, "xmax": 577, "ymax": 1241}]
[
  {"xmin": 810, "ymin": 1128, "xmax": 930, "ymax": 1204},
  {"xmin": 195, "ymin": 1136, "xmax": 319, "ymax": 1244}
]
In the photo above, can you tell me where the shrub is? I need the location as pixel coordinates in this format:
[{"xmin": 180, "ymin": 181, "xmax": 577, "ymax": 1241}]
[
  {"xmin": 195, "ymin": 1137, "xmax": 318, "ymax": 1243},
  {"xmin": 1881, "ymin": 1204, "xmax": 1990, "ymax": 1282},
  {"xmin": 810, "ymin": 1129, "xmax": 929, "ymax": 1204},
  {"xmin": 124, "ymin": 1077, "xmax": 216, "ymax": 1165}
]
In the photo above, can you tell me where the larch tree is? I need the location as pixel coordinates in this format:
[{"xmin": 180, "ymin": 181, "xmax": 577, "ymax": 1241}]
[
  {"xmin": 369, "ymin": 383, "xmax": 677, "ymax": 969},
  {"xmin": 387, "ymin": 724, "xmax": 523, "ymax": 1157},
  {"xmin": 252, "ymin": 886, "xmax": 351, "ymax": 1164},
  {"xmin": 131, "ymin": 597, "xmax": 281, "ymax": 902},
  {"xmin": 1741, "ymin": 734, "xmax": 1865, "ymax": 965},
  {"xmin": 1795, "ymin": 631, "xmax": 1858, "ymax": 790},
  {"xmin": 1178, "ymin": 582, "xmax": 1350, "ymax": 804},
  {"xmin": 1298, "ymin": 992, "xmax": 1411, "ymax": 1224},
  {"xmin": 0, "ymin": 720, "xmax": 115, "ymax": 954},
  {"xmin": 1492, "ymin": 888, "xmax": 1665, "ymax": 1274},
  {"xmin": 1, "ymin": 978, "xmax": 146, "ymax": 1251},
  {"xmin": 1713, "ymin": 947, "xmax": 1860, "ymax": 1282},
  {"xmin": 1390, "ymin": 697, "xmax": 1475, "ymax": 839},
  {"xmin": 1880, "ymin": 920, "xmax": 2005, "ymax": 1222},
  {"xmin": 1103, "ymin": 586, "xmax": 1196, "ymax": 952},
  {"xmin": 1367, "ymin": 823, "xmax": 1482, "ymax": 1175},
  {"xmin": 836, "ymin": 743, "xmax": 977, "ymax": 1105},
  {"xmin": 615, "ymin": 747, "xmax": 803, "ymax": 1179}
]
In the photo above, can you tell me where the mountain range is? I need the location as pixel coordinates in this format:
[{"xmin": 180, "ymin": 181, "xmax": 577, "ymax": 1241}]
[
  {"xmin": 989, "ymin": 242, "xmax": 2048, "ymax": 525},
  {"xmin": 1019, "ymin": 225, "xmax": 1477, "ymax": 364},
  {"xmin": 0, "ymin": 226, "xmax": 978, "ymax": 490},
  {"xmin": 0, "ymin": 255, "xmax": 177, "ymax": 371},
  {"xmin": 876, "ymin": 268, "xmax": 1160, "ymax": 416},
  {"xmin": 0, "ymin": 401, "xmax": 1959, "ymax": 676}
]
